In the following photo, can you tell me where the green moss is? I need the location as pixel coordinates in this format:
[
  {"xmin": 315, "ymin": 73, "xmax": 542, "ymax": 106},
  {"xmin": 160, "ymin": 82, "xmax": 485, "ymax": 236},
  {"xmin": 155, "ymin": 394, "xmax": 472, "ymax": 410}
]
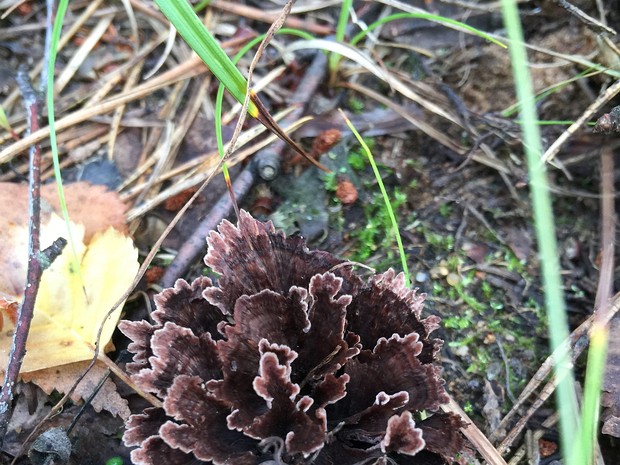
[
  {"xmin": 463, "ymin": 401, "xmax": 473, "ymax": 414},
  {"xmin": 348, "ymin": 96, "xmax": 365, "ymax": 113},
  {"xmin": 347, "ymin": 150, "xmax": 366, "ymax": 171},
  {"xmin": 420, "ymin": 235, "xmax": 545, "ymax": 388},
  {"xmin": 348, "ymin": 187, "xmax": 406, "ymax": 264},
  {"xmin": 481, "ymin": 281, "xmax": 493, "ymax": 299},
  {"xmin": 504, "ymin": 250, "xmax": 525, "ymax": 273},
  {"xmin": 439, "ymin": 202, "xmax": 453, "ymax": 218},
  {"xmin": 443, "ymin": 314, "xmax": 472, "ymax": 330},
  {"xmin": 322, "ymin": 171, "xmax": 338, "ymax": 192},
  {"xmin": 105, "ymin": 458, "xmax": 124, "ymax": 465}
]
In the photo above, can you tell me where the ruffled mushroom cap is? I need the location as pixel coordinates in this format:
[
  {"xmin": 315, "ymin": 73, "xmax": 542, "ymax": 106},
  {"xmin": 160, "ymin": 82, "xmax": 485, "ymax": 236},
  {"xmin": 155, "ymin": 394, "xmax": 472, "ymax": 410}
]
[{"xmin": 121, "ymin": 211, "xmax": 465, "ymax": 465}]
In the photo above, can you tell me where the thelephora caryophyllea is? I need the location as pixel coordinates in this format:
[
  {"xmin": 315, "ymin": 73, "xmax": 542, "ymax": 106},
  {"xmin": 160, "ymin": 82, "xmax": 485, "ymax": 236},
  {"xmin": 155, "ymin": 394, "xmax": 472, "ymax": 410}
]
[{"xmin": 121, "ymin": 211, "xmax": 465, "ymax": 465}]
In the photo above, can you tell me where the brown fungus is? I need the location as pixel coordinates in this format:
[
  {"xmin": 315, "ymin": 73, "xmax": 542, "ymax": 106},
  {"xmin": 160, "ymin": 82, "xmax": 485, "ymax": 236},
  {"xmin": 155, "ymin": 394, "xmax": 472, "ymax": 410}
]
[{"xmin": 120, "ymin": 211, "xmax": 465, "ymax": 465}]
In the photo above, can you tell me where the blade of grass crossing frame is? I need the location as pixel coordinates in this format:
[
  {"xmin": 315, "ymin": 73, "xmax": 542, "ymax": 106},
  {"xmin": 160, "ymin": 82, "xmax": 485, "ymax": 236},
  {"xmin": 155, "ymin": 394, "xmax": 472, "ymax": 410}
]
[
  {"xmin": 155, "ymin": 0, "xmax": 327, "ymax": 172},
  {"xmin": 328, "ymin": 0, "xmax": 353, "ymax": 74},
  {"xmin": 214, "ymin": 28, "xmax": 315, "ymax": 162},
  {"xmin": 251, "ymin": 93, "xmax": 330, "ymax": 172},
  {"xmin": 47, "ymin": 0, "xmax": 86, "ymax": 290},
  {"xmin": 213, "ymin": 65, "xmax": 236, "ymax": 214},
  {"xmin": 339, "ymin": 109, "xmax": 410, "ymax": 286},
  {"xmin": 0, "ymin": 104, "xmax": 14, "ymax": 134},
  {"xmin": 499, "ymin": 2, "xmax": 580, "ymax": 465},
  {"xmin": 153, "ymin": 0, "xmax": 257, "ymax": 117},
  {"xmin": 214, "ymin": 29, "xmax": 316, "ymax": 211},
  {"xmin": 579, "ymin": 324, "xmax": 607, "ymax": 465},
  {"xmin": 349, "ymin": 12, "xmax": 506, "ymax": 49}
]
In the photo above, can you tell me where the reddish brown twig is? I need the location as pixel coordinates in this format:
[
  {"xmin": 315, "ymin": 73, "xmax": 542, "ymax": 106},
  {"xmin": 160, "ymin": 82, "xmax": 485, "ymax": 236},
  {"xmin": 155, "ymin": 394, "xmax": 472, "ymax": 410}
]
[{"xmin": 0, "ymin": 68, "xmax": 55, "ymax": 447}]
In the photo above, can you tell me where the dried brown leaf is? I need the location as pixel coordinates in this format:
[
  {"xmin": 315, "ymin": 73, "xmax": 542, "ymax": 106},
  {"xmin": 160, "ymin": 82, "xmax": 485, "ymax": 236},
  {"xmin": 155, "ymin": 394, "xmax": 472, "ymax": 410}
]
[
  {"xmin": 0, "ymin": 181, "xmax": 128, "ymax": 243},
  {"xmin": 21, "ymin": 360, "xmax": 130, "ymax": 419}
]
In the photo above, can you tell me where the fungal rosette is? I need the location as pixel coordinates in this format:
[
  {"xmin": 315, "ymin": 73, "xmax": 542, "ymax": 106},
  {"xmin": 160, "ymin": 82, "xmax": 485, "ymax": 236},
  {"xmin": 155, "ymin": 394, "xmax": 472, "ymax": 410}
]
[{"xmin": 121, "ymin": 211, "xmax": 464, "ymax": 465}]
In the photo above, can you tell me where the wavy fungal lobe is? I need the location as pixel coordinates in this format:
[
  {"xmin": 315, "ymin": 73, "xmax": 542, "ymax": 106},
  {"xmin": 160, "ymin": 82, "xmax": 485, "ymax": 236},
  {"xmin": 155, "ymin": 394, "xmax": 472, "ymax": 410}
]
[{"xmin": 121, "ymin": 211, "xmax": 465, "ymax": 465}]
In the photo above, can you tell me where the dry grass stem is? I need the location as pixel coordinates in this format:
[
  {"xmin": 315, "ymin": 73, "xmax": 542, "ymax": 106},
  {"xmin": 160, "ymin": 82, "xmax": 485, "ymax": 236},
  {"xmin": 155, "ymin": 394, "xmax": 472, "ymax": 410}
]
[{"xmin": 207, "ymin": 0, "xmax": 334, "ymax": 35}]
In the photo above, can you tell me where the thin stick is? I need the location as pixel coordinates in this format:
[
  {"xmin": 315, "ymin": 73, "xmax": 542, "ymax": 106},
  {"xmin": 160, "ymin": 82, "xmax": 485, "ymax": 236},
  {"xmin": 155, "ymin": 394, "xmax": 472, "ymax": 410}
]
[
  {"xmin": 0, "ymin": 56, "xmax": 207, "ymax": 164},
  {"xmin": 221, "ymin": 0, "xmax": 302, "ymax": 218},
  {"xmin": 12, "ymin": 156, "xmax": 228, "ymax": 465},
  {"xmin": 160, "ymin": 166, "xmax": 256, "ymax": 288},
  {"xmin": 207, "ymin": 0, "xmax": 333, "ymax": 35},
  {"xmin": 542, "ymin": 79, "xmax": 620, "ymax": 164},
  {"xmin": 595, "ymin": 146, "xmax": 615, "ymax": 318},
  {"xmin": 0, "ymin": 70, "xmax": 46, "ymax": 447},
  {"xmin": 442, "ymin": 395, "xmax": 509, "ymax": 465},
  {"xmin": 493, "ymin": 293, "xmax": 620, "ymax": 454},
  {"xmin": 553, "ymin": 0, "xmax": 616, "ymax": 35}
]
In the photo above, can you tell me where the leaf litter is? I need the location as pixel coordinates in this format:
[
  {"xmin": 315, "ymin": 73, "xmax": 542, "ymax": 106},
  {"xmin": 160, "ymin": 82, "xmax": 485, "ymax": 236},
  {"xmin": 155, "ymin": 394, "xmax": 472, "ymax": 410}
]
[{"xmin": 0, "ymin": 182, "xmax": 137, "ymax": 420}]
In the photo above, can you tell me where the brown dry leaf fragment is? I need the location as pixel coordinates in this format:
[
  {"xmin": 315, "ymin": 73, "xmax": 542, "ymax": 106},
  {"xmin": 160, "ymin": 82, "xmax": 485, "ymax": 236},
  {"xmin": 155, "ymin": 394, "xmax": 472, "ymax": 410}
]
[
  {"xmin": 163, "ymin": 187, "xmax": 198, "ymax": 212},
  {"xmin": 461, "ymin": 241, "xmax": 488, "ymax": 264},
  {"xmin": 311, "ymin": 128, "xmax": 341, "ymax": 156},
  {"xmin": 21, "ymin": 360, "xmax": 131, "ymax": 420},
  {"xmin": 4, "ymin": 385, "xmax": 51, "ymax": 456},
  {"xmin": 0, "ymin": 181, "xmax": 128, "ymax": 244},
  {"xmin": 335, "ymin": 176, "xmax": 358, "ymax": 205},
  {"xmin": 538, "ymin": 438, "xmax": 558, "ymax": 457},
  {"xmin": 0, "ymin": 181, "xmax": 130, "ymax": 300},
  {"xmin": 145, "ymin": 266, "xmax": 165, "ymax": 286},
  {"xmin": 42, "ymin": 182, "xmax": 129, "ymax": 242},
  {"xmin": 502, "ymin": 225, "xmax": 532, "ymax": 261},
  {"xmin": 16, "ymin": 2, "xmax": 33, "ymax": 15},
  {"xmin": 0, "ymin": 206, "xmax": 137, "ymax": 418},
  {"xmin": 0, "ymin": 297, "xmax": 19, "ymax": 331}
]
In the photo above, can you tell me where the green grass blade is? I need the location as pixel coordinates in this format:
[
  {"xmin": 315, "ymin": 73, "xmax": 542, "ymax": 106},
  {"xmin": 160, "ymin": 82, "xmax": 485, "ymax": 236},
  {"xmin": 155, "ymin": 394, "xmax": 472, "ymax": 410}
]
[
  {"xmin": 502, "ymin": 67, "xmax": 600, "ymax": 118},
  {"xmin": 579, "ymin": 324, "xmax": 608, "ymax": 465},
  {"xmin": 48, "ymin": 0, "xmax": 84, "ymax": 282},
  {"xmin": 213, "ymin": 28, "xmax": 314, "ymax": 191},
  {"xmin": 350, "ymin": 12, "xmax": 506, "ymax": 49},
  {"xmin": 0, "ymin": 104, "xmax": 12, "ymax": 133},
  {"xmin": 158, "ymin": 2, "xmax": 322, "ymax": 170},
  {"xmin": 339, "ymin": 109, "xmax": 410, "ymax": 286},
  {"xmin": 154, "ymin": 0, "xmax": 258, "ymax": 117},
  {"xmin": 328, "ymin": 0, "xmax": 353, "ymax": 74},
  {"xmin": 214, "ymin": 28, "xmax": 314, "ymax": 160},
  {"xmin": 499, "ymin": 2, "xmax": 579, "ymax": 465},
  {"xmin": 193, "ymin": 0, "xmax": 213, "ymax": 13}
]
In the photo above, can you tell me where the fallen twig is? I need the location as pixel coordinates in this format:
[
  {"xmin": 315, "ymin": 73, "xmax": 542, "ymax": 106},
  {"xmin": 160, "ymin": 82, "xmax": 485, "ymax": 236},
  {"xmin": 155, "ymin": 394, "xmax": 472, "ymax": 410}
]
[
  {"xmin": 207, "ymin": 0, "xmax": 334, "ymax": 36},
  {"xmin": 492, "ymin": 292, "xmax": 620, "ymax": 455},
  {"xmin": 542, "ymin": 79, "xmax": 620, "ymax": 164},
  {"xmin": 0, "ymin": 68, "xmax": 65, "ymax": 448},
  {"xmin": 442, "ymin": 395, "xmax": 509, "ymax": 465}
]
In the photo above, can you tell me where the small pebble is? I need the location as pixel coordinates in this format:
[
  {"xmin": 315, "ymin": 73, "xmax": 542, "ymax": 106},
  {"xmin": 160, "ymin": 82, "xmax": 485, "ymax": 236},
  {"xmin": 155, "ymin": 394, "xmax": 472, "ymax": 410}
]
[
  {"xmin": 453, "ymin": 345, "xmax": 469, "ymax": 358},
  {"xmin": 446, "ymin": 272, "xmax": 460, "ymax": 286}
]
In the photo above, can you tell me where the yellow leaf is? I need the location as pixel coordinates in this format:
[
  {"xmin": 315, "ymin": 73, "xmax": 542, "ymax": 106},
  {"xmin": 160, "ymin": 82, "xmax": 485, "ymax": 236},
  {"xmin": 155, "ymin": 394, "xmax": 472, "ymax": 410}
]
[{"xmin": 0, "ymin": 214, "xmax": 139, "ymax": 374}]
